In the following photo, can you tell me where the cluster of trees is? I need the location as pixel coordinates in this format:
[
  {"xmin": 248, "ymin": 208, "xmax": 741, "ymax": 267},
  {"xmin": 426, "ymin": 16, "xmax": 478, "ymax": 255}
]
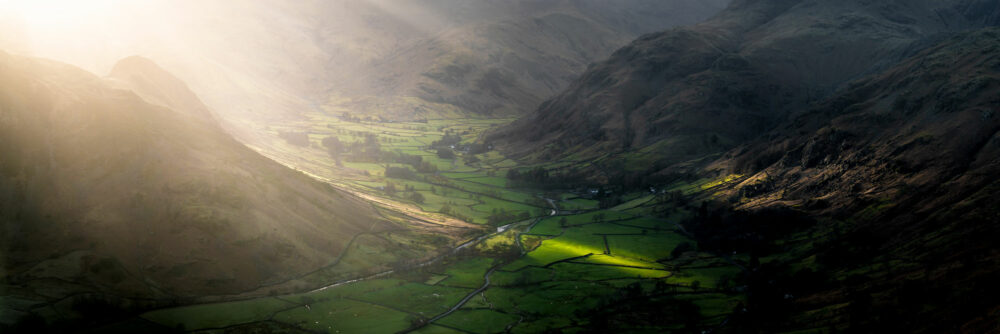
[
  {"xmin": 385, "ymin": 167, "xmax": 416, "ymax": 180},
  {"xmin": 323, "ymin": 132, "xmax": 448, "ymax": 169},
  {"xmin": 478, "ymin": 242, "xmax": 522, "ymax": 263},
  {"xmin": 504, "ymin": 167, "xmax": 591, "ymax": 189},
  {"xmin": 321, "ymin": 134, "xmax": 382, "ymax": 162},
  {"xmin": 391, "ymin": 152, "xmax": 438, "ymax": 173},
  {"xmin": 684, "ymin": 201, "xmax": 813, "ymax": 255},
  {"xmin": 339, "ymin": 112, "xmax": 381, "ymax": 123},
  {"xmin": 408, "ymin": 192, "xmax": 425, "ymax": 204},
  {"xmin": 575, "ymin": 282, "xmax": 702, "ymax": 333},
  {"xmin": 436, "ymin": 148, "xmax": 455, "ymax": 159},
  {"xmin": 430, "ymin": 131, "xmax": 462, "ymax": 148},
  {"xmin": 279, "ymin": 131, "xmax": 310, "ymax": 147},
  {"xmin": 486, "ymin": 209, "xmax": 530, "ymax": 226},
  {"xmin": 439, "ymin": 204, "xmax": 470, "ymax": 222},
  {"xmin": 506, "ymin": 167, "xmax": 549, "ymax": 184},
  {"xmin": 321, "ymin": 136, "xmax": 343, "ymax": 165},
  {"xmin": 381, "ymin": 181, "xmax": 425, "ymax": 203}
]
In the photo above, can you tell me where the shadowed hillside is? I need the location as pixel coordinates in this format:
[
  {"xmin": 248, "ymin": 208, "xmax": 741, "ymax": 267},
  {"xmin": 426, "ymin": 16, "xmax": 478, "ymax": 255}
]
[
  {"xmin": 488, "ymin": 0, "xmax": 1000, "ymax": 331},
  {"xmin": 333, "ymin": 0, "xmax": 730, "ymax": 118},
  {"xmin": 703, "ymin": 28, "xmax": 1000, "ymax": 332},
  {"xmin": 493, "ymin": 0, "xmax": 999, "ymax": 174}
]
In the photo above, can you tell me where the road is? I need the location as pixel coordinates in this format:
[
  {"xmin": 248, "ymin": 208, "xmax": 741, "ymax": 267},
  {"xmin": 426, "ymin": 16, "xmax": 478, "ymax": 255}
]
[{"xmin": 402, "ymin": 197, "xmax": 560, "ymax": 333}]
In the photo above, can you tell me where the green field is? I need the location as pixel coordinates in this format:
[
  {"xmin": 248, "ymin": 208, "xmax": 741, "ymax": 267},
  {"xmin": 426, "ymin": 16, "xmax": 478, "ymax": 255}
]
[
  {"xmin": 136, "ymin": 116, "xmax": 745, "ymax": 333},
  {"xmin": 140, "ymin": 206, "xmax": 743, "ymax": 333}
]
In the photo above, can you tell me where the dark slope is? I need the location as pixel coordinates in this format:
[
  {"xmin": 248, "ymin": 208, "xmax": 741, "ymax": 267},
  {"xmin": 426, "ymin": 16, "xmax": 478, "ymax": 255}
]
[
  {"xmin": 493, "ymin": 0, "xmax": 998, "ymax": 171},
  {"xmin": 0, "ymin": 53, "xmax": 383, "ymax": 300},
  {"xmin": 705, "ymin": 28, "xmax": 1000, "ymax": 333},
  {"xmin": 329, "ymin": 0, "xmax": 730, "ymax": 118},
  {"xmin": 489, "ymin": 0, "xmax": 1000, "ymax": 331}
]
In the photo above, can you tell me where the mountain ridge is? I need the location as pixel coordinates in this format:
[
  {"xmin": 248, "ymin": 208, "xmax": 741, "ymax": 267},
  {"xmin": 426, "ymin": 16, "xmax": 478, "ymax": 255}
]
[
  {"xmin": 0, "ymin": 52, "xmax": 481, "ymax": 315},
  {"xmin": 491, "ymin": 0, "xmax": 999, "ymax": 181},
  {"xmin": 487, "ymin": 0, "xmax": 1000, "ymax": 331}
]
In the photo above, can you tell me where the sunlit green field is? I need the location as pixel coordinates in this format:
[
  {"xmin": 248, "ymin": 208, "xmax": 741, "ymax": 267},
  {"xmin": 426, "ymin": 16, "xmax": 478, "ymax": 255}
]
[{"xmin": 142, "ymin": 209, "xmax": 742, "ymax": 333}]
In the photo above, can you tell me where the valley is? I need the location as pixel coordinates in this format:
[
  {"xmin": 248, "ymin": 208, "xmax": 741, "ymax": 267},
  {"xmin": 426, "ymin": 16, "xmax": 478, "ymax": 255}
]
[
  {"xmin": 2, "ymin": 0, "xmax": 999, "ymax": 332},
  {"xmin": 126, "ymin": 116, "xmax": 746, "ymax": 333}
]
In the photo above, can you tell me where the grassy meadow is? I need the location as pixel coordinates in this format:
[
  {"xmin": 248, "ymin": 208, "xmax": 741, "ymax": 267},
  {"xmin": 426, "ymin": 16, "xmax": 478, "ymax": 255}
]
[{"xmin": 136, "ymin": 115, "xmax": 744, "ymax": 333}]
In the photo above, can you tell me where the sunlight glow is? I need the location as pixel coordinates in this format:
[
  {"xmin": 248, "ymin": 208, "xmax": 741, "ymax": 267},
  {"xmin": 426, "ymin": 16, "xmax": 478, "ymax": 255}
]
[{"xmin": 1, "ymin": 0, "xmax": 132, "ymax": 32}]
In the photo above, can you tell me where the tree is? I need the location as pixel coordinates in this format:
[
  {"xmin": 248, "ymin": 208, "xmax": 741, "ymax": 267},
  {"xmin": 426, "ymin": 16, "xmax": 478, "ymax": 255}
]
[
  {"xmin": 279, "ymin": 131, "xmax": 310, "ymax": 147},
  {"xmin": 437, "ymin": 148, "xmax": 455, "ymax": 159},
  {"xmin": 408, "ymin": 192, "xmax": 425, "ymax": 204},
  {"xmin": 321, "ymin": 136, "xmax": 343, "ymax": 166},
  {"xmin": 671, "ymin": 242, "xmax": 693, "ymax": 259},
  {"xmin": 406, "ymin": 315, "xmax": 427, "ymax": 328},
  {"xmin": 385, "ymin": 166, "xmax": 416, "ymax": 179}
]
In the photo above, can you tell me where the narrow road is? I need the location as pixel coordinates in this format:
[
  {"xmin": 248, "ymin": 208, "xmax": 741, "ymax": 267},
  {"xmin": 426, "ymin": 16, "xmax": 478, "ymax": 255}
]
[
  {"xmin": 427, "ymin": 267, "xmax": 497, "ymax": 324},
  {"xmin": 403, "ymin": 197, "xmax": 560, "ymax": 333},
  {"xmin": 317, "ymin": 198, "xmax": 559, "ymax": 296}
]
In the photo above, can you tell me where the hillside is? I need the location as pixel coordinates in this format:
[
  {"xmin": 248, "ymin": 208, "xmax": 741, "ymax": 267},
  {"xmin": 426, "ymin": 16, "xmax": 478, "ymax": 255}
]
[
  {"xmin": 331, "ymin": 0, "xmax": 730, "ymax": 118},
  {"xmin": 4, "ymin": 0, "xmax": 1000, "ymax": 332},
  {"xmin": 487, "ymin": 0, "xmax": 1000, "ymax": 331},
  {"xmin": 0, "ymin": 53, "xmax": 382, "ymax": 296},
  {"xmin": 0, "ymin": 53, "xmax": 482, "ymax": 330},
  {"xmin": 701, "ymin": 28, "xmax": 1000, "ymax": 332},
  {"xmin": 0, "ymin": 0, "xmax": 730, "ymax": 156},
  {"xmin": 492, "ymin": 0, "xmax": 999, "ymax": 174}
]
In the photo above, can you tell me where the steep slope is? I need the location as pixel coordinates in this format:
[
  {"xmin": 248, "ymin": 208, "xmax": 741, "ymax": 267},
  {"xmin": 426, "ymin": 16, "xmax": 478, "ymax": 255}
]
[
  {"xmin": 705, "ymin": 27, "xmax": 1000, "ymax": 333},
  {"xmin": 2, "ymin": 0, "xmax": 730, "ymax": 152},
  {"xmin": 493, "ymin": 0, "xmax": 998, "ymax": 174},
  {"xmin": 333, "ymin": 0, "xmax": 730, "ymax": 117},
  {"xmin": 488, "ymin": 2, "xmax": 1000, "ymax": 330},
  {"xmin": 0, "ymin": 53, "xmax": 385, "ymax": 300}
]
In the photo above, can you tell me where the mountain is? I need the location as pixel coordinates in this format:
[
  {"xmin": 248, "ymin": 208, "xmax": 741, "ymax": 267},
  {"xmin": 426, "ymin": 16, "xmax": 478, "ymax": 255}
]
[
  {"xmin": 0, "ymin": 0, "xmax": 731, "ymax": 155},
  {"xmin": 490, "ymin": 0, "xmax": 1000, "ymax": 331},
  {"xmin": 331, "ymin": 0, "xmax": 730, "ymax": 118},
  {"xmin": 704, "ymin": 28, "xmax": 1000, "ymax": 332},
  {"xmin": 0, "ymin": 54, "xmax": 399, "ymax": 307},
  {"xmin": 492, "ymin": 0, "xmax": 999, "ymax": 173},
  {"xmin": 106, "ymin": 56, "xmax": 218, "ymax": 123}
]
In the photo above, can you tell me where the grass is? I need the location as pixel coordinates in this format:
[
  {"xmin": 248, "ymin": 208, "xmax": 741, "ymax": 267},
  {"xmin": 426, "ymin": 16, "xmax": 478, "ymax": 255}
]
[
  {"xmin": 436, "ymin": 309, "xmax": 519, "ymax": 334},
  {"xmin": 272, "ymin": 298, "xmax": 412, "ymax": 333},
  {"xmin": 141, "ymin": 297, "xmax": 296, "ymax": 330},
  {"xmin": 491, "ymin": 267, "xmax": 552, "ymax": 287},
  {"xmin": 137, "ymin": 115, "xmax": 747, "ymax": 333},
  {"xmin": 434, "ymin": 257, "xmax": 493, "ymax": 288},
  {"xmin": 607, "ymin": 233, "xmax": 689, "ymax": 261},
  {"xmin": 610, "ymin": 195, "xmax": 655, "ymax": 211},
  {"xmin": 503, "ymin": 237, "xmax": 604, "ymax": 271},
  {"xmin": 559, "ymin": 198, "xmax": 599, "ymax": 211},
  {"xmin": 425, "ymin": 274, "xmax": 449, "ymax": 285},
  {"xmin": 142, "ymin": 204, "xmax": 743, "ymax": 334},
  {"xmin": 462, "ymin": 176, "xmax": 508, "ymax": 188},
  {"xmin": 488, "ymin": 281, "xmax": 611, "ymax": 317},
  {"xmin": 352, "ymin": 281, "xmax": 472, "ymax": 316},
  {"xmin": 411, "ymin": 324, "xmax": 469, "ymax": 334},
  {"xmin": 548, "ymin": 262, "xmax": 669, "ymax": 281}
]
